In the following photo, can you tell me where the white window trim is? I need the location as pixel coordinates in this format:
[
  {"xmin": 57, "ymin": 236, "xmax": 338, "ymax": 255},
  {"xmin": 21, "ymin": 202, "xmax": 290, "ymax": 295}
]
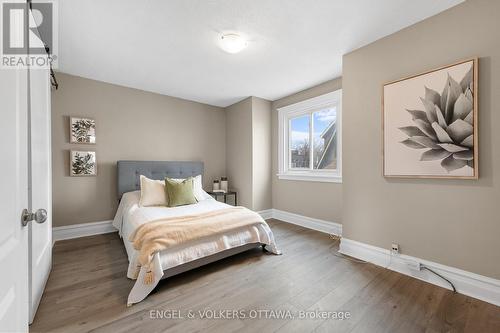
[{"xmin": 277, "ymin": 89, "xmax": 342, "ymax": 183}]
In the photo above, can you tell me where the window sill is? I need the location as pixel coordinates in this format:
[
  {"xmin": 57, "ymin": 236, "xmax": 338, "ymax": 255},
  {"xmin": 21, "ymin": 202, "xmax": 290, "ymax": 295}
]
[{"xmin": 277, "ymin": 173, "xmax": 342, "ymax": 183}]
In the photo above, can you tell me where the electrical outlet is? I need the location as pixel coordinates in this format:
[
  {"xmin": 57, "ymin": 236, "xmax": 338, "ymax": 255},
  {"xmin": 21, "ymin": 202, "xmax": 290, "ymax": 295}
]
[
  {"xmin": 391, "ymin": 243, "xmax": 399, "ymax": 255},
  {"xmin": 406, "ymin": 259, "xmax": 422, "ymax": 271}
]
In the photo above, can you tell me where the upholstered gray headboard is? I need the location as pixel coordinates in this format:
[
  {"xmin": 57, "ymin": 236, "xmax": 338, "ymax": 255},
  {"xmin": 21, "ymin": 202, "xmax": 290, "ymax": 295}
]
[{"xmin": 117, "ymin": 161, "xmax": 204, "ymax": 199}]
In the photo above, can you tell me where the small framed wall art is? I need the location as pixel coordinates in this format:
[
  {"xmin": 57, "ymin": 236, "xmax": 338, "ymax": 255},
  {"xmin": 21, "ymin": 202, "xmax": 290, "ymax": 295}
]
[
  {"xmin": 70, "ymin": 117, "xmax": 96, "ymax": 144},
  {"xmin": 383, "ymin": 58, "xmax": 478, "ymax": 179},
  {"xmin": 70, "ymin": 150, "xmax": 97, "ymax": 176}
]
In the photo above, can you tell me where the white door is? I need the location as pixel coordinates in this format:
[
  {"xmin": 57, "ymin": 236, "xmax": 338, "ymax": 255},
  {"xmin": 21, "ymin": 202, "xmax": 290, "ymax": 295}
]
[
  {"xmin": 28, "ymin": 53, "xmax": 52, "ymax": 323},
  {"xmin": 0, "ymin": 66, "xmax": 30, "ymax": 331},
  {"xmin": 0, "ymin": 3, "xmax": 52, "ymax": 330}
]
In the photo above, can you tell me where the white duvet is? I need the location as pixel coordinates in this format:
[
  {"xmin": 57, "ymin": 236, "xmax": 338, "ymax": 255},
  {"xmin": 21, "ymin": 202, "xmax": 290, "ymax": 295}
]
[{"xmin": 112, "ymin": 191, "xmax": 280, "ymax": 305}]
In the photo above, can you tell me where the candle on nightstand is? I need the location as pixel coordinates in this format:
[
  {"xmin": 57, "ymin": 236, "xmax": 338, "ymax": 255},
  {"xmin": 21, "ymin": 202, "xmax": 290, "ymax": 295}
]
[
  {"xmin": 220, "ymin": 177, "xmax": 228, "ymax": 193},
  {"xmin": 213, "ymin": 179, "xmax": 220, "ymax": 192}
]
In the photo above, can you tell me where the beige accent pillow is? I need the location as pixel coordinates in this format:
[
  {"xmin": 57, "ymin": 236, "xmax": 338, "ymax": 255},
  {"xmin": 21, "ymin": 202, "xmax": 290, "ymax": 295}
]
[{"xmin": 139, "ymin": 175, "xmax": 167, "ymax": 207}]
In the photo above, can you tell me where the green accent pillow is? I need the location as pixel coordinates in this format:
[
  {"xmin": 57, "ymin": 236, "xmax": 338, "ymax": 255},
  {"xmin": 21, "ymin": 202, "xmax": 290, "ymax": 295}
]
[{"xmin": 165, "ymin": 177, "xmax": 197, "ymax": 207}]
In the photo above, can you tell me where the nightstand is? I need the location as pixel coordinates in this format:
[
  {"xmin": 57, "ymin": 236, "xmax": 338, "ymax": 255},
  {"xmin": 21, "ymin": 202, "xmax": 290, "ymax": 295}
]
[{"xmin": 207, "ymin": 191, "xmax": 238, "ymax": 206}]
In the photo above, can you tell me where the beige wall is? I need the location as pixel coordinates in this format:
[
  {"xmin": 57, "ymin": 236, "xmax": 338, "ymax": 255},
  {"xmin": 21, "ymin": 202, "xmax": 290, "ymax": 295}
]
[
  {"xmin": 251, "ymin": 97, "xmax": 272, "ymax": 211},
  {"xmin": 342, "ymin": 0, "xmax": 500, "ymax": 279},
  {"xmin": 225, "ymin": 97, "xmax": 253, "ymax": 208},
  {"xmin": 225, "ymin": 96, "xmax": 272, "ymax": 211},
  {"xmin": 52, "ymin": 73, "xmax": 226, "ymax": 227},
  {"xmin": 271, "ymin": 79, "xmax": 343, "ymax": 222}
]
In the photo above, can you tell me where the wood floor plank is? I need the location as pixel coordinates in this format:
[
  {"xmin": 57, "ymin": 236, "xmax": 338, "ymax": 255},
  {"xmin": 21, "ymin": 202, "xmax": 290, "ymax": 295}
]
[{"xmin": 30, "ymin": 219, "xmax": 500, "ymax": 333}]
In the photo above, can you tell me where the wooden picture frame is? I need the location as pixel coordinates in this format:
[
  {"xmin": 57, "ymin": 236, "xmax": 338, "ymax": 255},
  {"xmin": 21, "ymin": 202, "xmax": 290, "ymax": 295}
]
[
  {"xmin": 382, "ymin": 58, "xmax": 478, "ymax": 179},
  {"xmin": 70, "ymin": 150, "xmax": 97, "ymax": 177}
]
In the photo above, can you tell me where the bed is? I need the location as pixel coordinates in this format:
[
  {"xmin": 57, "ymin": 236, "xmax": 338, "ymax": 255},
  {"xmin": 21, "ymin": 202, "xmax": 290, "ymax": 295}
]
[{"xmin": 112, "ymin": 161, "xmax": 280, "ymax": 305}]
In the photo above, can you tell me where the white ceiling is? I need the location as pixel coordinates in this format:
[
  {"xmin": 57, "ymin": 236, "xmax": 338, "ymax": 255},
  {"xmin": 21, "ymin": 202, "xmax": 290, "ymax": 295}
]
[{"xmin": 58, "ymin": 0, "xmax": 463, "ymax": 107}]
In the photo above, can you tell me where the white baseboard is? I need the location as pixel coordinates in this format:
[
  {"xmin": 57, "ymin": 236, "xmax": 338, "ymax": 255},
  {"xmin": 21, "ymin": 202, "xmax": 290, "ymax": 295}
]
[
  {"xmin": 257, "ymin": 209, "xmax": 274, "ymax": 220},
  {"xmin": 339, "ymin": 238, "xmax": 500, "ymax": 307},
  {"xmin": 53, "ymin": 220, "xmax": 117, "ymax": 243},
  {"xmin": 257, "ymin": 209, "xmax": 342, "ymax": 236},
  {"xmin": 53, "ymin": 210, "xmax": 338, "ymax": 245}
]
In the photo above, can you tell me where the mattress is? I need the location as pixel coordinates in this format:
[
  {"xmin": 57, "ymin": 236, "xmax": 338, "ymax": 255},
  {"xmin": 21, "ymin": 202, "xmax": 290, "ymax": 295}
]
[{"xmin": 112, "ymin": 191, "xmax": 280, "ymax": 305}]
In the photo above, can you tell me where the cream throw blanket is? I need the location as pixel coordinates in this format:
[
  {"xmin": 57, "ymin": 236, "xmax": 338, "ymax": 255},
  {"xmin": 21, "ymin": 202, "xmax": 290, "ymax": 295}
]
[{"xmin": 129, "ymin": 207, "xmax": 267, "ymax": 285}]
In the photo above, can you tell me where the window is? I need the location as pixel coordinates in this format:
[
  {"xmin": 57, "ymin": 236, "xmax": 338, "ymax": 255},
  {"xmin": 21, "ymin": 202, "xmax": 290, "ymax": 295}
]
[{"xmin": 278, "ymin": 90, "xmax": 342, "ymax": 182}]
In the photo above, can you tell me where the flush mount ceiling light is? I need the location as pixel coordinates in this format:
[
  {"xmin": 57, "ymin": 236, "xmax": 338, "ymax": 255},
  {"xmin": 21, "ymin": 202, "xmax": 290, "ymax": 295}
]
[{"xmin": 219, "ymin": 33, "xmax": 248, "ymax": 54}]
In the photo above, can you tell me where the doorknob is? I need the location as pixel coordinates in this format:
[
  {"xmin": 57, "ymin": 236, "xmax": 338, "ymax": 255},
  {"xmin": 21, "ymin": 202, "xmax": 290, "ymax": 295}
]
[{"xmin": 21, "ymin": 208, "xmax": 48, "ymax": 226}]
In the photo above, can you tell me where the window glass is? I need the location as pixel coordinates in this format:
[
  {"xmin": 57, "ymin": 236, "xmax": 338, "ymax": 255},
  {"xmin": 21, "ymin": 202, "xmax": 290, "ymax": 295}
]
[
  {"xmin": 313, "ymin": 107, "xmax": 337, "ymax": 170},
  {"xmin": 290, "ymin": 115, "xmax": 310, "ymax": 169},
  {"xmin": 278, "ymin": 90, "xmax": 341, "ymax": 181}
]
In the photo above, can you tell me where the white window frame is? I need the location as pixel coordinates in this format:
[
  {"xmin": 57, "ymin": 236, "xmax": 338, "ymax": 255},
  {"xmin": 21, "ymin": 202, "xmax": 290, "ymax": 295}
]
[{"xmin": 277, "ymin": 89, "xmax": 342, "ymax": 183}]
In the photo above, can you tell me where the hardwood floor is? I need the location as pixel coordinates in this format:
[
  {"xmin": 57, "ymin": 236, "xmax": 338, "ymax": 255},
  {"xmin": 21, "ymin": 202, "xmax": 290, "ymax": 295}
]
[{"xmin": 30, "ymin": 220, "xmax": 500, "ymax": 333}]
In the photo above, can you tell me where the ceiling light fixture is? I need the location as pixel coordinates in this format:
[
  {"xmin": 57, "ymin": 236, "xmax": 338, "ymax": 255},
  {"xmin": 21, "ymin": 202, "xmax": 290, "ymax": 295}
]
[{"xmin": 219, "ymin": 33, "xmax": 248, "ymax": 54}]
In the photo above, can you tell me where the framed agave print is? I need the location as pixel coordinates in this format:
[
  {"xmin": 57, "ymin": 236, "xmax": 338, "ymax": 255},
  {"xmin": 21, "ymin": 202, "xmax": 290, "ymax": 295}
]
[
  {"xmin": 383, "ymin": 58, "xmax": 478, "ymax": 179},
  {"xmin": 70, "ymin": 117, "xmax": 96, "ymax": 144},
  {"xmin": 70, "ymin": 150, "xmax": 97, "ymax": 176}
]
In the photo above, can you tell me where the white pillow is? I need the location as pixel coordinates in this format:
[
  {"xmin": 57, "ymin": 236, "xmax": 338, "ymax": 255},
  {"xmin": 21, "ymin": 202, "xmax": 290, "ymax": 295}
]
[
  {"xmin": 139, "ymin": 175, "xmax": 167, "ymax": 207},
  {"xmin": 139, "ymin": 174, "xmax": 206, "ymax": 207},
  {"xmin": 192, "ymin": 175, "xmax": 205, "ymax": 202}
]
